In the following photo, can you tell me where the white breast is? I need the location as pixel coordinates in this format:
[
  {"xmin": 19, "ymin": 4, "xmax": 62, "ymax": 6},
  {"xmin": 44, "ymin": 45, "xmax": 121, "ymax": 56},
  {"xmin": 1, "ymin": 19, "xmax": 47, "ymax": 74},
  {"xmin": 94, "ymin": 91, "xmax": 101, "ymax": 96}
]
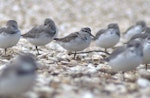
[
  {"xmin": 109, "ymin": 51, "xmax": 142, "ymax": 72},
  {"xmin": 95, "ymin": 33, "xmax": 120, "ymax": 48},
  {"xmin": 124, "ymin": 26, "xmax": 143, "ymax": 42},
  {"xmin": 0, "ymin": 32, "xmax": 21, "ymax": 49},
  {"xmin": 27, "ymin": 33, "xmax": 55, "ymax": 46},
  {"xmin": 143, "ymin": 43, "xmax": 150, "ymax": 64},
  {"xmin": 58, "ymin": 36, "xmax": 91, "ymax": 51},
  {"xmin": 0, "ymin": 74, "xmax": 36, "ymax": 96}
]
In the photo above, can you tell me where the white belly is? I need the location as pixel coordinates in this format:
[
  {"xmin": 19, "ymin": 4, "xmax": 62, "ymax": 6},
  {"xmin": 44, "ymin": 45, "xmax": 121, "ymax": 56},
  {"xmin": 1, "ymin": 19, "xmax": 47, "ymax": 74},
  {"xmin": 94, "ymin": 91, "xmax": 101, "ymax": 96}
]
[
  {"xmin": 95, "ymin": 34, "xmax": 119, "ymax": 48},
  {"xmin": 143, "ymin": 43, "xmax": 150, "ymax": 64},
  {"xmin": 109, "ymin": 53, "xmax": 142, "ymax": 72},
  {"xmin": 0, "ymin": 32, "xmax": 21, "ymax": 49},
  {"xmin": 58, "ymin": 37, "xmax": 91, "ymax": 51},
  {"xmin": 0, "ymin": 74, "xmax": 36, "ymax": 96},
  {"xmin": 27, "ymin": 35, "xmax": 54, "ymax": 46},
  {"xmin": 124, "ymin": 26, "xmax": 142, "ymax": 42}
]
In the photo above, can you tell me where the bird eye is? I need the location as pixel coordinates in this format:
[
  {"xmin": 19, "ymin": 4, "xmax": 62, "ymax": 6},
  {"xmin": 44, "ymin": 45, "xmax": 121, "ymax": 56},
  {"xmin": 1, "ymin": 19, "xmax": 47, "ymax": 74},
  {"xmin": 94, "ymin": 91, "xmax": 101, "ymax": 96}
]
[
  {"xmin": 128, "ymin": 45, "xmax": 132, "ymax": 47},
  {"xmin": 147, "ymin": 37, "xmax": 150, "ymax": 40},
  {"xmin": 130, "ymin": 49, "xmax": 134, "ymax": 53},
  {"xmin": 12, "ymin": 25, "xmax": 16, "ymax": 28},
  {"xmin": 135, "ymin": 43, "xmax": 140, "ymax": 47}
]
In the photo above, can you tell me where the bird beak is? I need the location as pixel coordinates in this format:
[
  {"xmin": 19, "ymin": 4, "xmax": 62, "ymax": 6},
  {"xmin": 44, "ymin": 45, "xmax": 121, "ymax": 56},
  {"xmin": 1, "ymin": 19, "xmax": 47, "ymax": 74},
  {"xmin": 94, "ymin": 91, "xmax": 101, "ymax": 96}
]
[{"xmin": 90, "ymin": 34, "xmax": 96, "ymax": 38}]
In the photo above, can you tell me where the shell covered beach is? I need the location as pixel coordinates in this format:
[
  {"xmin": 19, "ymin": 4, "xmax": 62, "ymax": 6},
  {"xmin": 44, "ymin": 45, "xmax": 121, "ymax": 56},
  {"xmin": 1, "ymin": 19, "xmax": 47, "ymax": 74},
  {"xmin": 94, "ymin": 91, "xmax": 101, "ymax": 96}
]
[{"xmin": 0, "ymin": 0, "xmax": 150, "ymax": 98}]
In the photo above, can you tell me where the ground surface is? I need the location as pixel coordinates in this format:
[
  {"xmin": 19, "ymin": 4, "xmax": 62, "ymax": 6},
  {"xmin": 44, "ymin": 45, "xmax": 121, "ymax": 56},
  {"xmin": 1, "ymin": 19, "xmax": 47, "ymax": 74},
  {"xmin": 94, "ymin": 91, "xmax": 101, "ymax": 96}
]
[{"xmin": 0, "ymin": 0, "xmax": 150, "ymax": 98}]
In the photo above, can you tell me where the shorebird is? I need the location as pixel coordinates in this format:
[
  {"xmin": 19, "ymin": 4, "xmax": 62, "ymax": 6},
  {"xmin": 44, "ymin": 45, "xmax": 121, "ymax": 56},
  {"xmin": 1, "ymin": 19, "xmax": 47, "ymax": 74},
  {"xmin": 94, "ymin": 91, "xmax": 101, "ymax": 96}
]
[
  {"xmin": 54, "ymin": 27, "xmax": 95, "ymax": 59},
  {"xmin": 0, "ymin": 20, "xmax": 21, "ymax": 55},
  {"xmin": 22, "ymin": 18, "xmax": 57, "ymax": 54},
  {"xmin": 94, "ymin": 23, "xmax": 120, "ymax": 52}
]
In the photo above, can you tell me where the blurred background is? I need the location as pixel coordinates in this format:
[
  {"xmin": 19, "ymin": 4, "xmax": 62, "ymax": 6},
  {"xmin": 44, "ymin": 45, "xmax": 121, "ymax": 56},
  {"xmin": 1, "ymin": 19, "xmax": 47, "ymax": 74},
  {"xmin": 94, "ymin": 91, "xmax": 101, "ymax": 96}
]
[
  {"xmin": 0, "ymin": 0, "xmax": 150, "ymax": 36},
  {"xmin": 0, "ymin": 0, "xmax": 150, "ymax": 98}
]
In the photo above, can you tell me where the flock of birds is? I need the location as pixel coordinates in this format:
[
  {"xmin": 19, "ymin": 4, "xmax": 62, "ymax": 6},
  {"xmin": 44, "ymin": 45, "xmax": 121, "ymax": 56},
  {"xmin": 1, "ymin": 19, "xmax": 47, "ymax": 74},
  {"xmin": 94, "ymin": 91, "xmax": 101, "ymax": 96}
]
[{"xmin": 0, "ymin": 18, "xmax": 149, "ymax": 97}]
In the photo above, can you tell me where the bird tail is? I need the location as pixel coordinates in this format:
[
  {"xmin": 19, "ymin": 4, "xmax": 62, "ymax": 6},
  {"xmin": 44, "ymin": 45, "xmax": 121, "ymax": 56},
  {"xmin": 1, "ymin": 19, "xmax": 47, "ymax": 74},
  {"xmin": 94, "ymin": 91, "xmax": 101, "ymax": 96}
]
[
  {"xmin": 21, "ymin": 33, "xmax": 27, "ymax": 38},
  {"xmin": 53, "ymin": 38, "xmax": 59, "ymax": 40},
  {"xmin": 103, "ymin": 57, "xmax": 109, "ymax": 62}
]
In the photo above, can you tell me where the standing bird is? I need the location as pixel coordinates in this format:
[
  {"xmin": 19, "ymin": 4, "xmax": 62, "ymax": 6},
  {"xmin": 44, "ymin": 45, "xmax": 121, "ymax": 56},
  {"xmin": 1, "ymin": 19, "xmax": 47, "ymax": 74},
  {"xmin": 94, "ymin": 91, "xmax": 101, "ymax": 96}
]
[
  {"xmin": 94, "ymin": 23, "xmax": 120, "ymax": 52},
  {"xmin": 54, "ymin": 27, "xmax": 95, "ymax": 59},
  {"xmin": 0, "ymin": 53, "xmax": 37, "ymax": 97},
  {"xmin": 106, "ymin": 40, "xmax": 143, "ymax": 72},
  {"xmin": 0, "ymin": 20, "xmax": 21, "ymax": 55},
  {"xmin": 123, "ymin": 21, "xmax": 146, "ymax": 42},
  {"xmin": 22, "ymin": 18, "xmax": 57, "ymax": 55}
]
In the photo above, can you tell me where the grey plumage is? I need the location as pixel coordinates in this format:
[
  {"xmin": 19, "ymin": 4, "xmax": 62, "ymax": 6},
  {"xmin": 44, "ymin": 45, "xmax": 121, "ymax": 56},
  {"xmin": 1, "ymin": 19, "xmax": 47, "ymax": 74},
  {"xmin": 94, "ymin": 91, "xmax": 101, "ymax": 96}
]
[
  {"xmin": 1, "ymin": 53, "xmax": 37, "ymax": 78},
  {"xmin": 105, "ymin": 46, "xmax": 126, "ymax": 61},
  {"xmin": 54, "ymin": 27, "xmax": 93, "ymax": 42},
  {"xmin": 94, "ymin": 29, "xmax": 106, "ymax": 40},
  {"xmin": 22, "ymin": 18, "xmax": 56, "ymax": 38},
  {"xmin": 106, "ymin": 40, "xmax": 143, "ymax": 61},
  {"xmin": 0, "ymin": 53, "xmax": 37, "ymax": 96},
  {"xmin": 0, "ymin": 20, "xmax": 19, "ymax": 34},
  {"xmin": 95, "ymin": 23, "xmax": 120, "ymax": 40},
  {"xmin": 124, "ymin": 21, "xmax": 146, "ymax": 34},
  {"xmin": 54, "ymin": 32, "xmax": 79, "ymax": 42}
]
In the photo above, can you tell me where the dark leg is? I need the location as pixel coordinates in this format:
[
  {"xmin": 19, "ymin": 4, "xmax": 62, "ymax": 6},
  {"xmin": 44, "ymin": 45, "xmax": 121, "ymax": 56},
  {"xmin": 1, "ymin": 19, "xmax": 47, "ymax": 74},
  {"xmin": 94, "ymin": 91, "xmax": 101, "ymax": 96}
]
[
  {"xmin": 4, "ymin": 48, "xmax": 7, "ymax": 56},
  {"xmin": 73, "ymin": 51, "xmax": 77, "ymax": 59},
  {"xmin": 122, "ymin": 72, "xmax": 125, "ymax": 81},
  {"xmin": 35, "ymin": 46, "xmax": 40, "ymax": 55},
  {"xmin": 146, "ymin": 64, "xmax": 148, "ymax": 70},
  {"xmin": 104, "ymin": 48, "xmax": 107, "ymax": 53}
]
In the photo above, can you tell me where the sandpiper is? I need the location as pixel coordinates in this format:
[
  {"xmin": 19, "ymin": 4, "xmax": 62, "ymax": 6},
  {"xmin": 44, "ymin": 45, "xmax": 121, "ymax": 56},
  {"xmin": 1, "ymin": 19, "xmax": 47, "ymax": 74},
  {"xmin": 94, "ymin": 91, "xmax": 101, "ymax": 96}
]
[
  {"xmin": 106, "ymin": 40, "xmax": 143, "ymax": 72},
  {"xmin": 0, "ymin": 20, "xmax": 21, "ymax": 55},
  {"xmin": 54, "ymin": 27, "xmax": 95, "ymax": 59},
  {"xmin": 94, "ymin": 23, "xmax": 120, "ymax": 52},
  {"xmin": 143, "ymin": 36, "xmax": 150, "ymax": 69},
  {"xmin": 129, "ymin": 32, "xmax": 150, "ymax": 70},
  {"xmin": 0, "ymin": 53, "xmax": 37, "ymax": 97},
  {"xmin": 22, "ymin": 18, "xmax": 57, "ymax": 54},
  {"xmin": 123, "ymin": 21, "xmax": 146, "ymax": 42}
]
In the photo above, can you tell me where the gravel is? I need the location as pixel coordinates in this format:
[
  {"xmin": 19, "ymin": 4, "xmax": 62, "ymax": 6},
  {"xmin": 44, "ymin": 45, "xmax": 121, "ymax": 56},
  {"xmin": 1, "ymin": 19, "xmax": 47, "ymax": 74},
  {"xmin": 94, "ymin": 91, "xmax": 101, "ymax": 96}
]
[{"xmin": 0, "ymin": 0, "xmax": 150, "ymax": 98}]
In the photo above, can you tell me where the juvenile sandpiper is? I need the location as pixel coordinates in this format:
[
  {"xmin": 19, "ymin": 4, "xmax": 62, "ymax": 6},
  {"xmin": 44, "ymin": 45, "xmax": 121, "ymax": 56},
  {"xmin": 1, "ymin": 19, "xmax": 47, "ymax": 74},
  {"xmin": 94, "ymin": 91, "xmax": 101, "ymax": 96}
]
[
  {"xmin": 0, "ymin": 20, "xmax": 21, "ymax": 55},
  {"xmin": 94, "ymin": 23, "xmax": 120, "ymax": 52},
  {"xmin": 22, "ymin": 18, "xmax": 57, "ymax": 55},
  {"xmin": 54, "ymin": 27, "xmax": 95, "ymax": 59}
]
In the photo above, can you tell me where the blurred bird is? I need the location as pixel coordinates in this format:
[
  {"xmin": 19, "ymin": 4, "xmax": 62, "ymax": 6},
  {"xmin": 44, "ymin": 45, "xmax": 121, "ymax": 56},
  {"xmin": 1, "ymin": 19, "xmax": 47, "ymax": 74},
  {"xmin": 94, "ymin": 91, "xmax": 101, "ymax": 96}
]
[
  {"xmin": 123, "ymin": 21, "xmax": 146, "ymax": 42},
  {"xmin": 54, "ymin": 27, "xmax": 95, "ymax": 59},
  {"xmin": 0, "ymin": 53, "xmax": 37, "ymax": 97},
  {"xmin": 129, "ymin": 30, "xmax": 150, "ymax": 70},
  {"xmin": 0, "ymin": 20, "xmax": 21, "ymax": 55},
  {"xmin": 22, "ymin": 18, "xmax": 57, "ymax": 55},
  {"xmin": 94, "ymin": 23, "xmax": 120, "ymax": 52},
  {"xmin": 106, "ymin": 40, "xmax": 143, "ymax": 72}
]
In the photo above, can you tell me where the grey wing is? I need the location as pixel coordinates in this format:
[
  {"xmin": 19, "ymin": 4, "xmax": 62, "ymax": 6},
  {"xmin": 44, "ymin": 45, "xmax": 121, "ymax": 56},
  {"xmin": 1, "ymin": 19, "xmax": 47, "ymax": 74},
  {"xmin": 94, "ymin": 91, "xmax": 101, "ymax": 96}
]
[
  {"xmin": 94, "ymin": 29, "xmax": 106, "ymax": 40},
  {"xmin": 22, "ymin": 26, "xmax": 43, "ymax": 38},
  {"xmin": 130, "ymin": 33, "xmax": 148, "ymax": 41},
  {"xmin": 7, "ymin": 28, "xmax": 18, "ymax": 34},
  {"xmin": 0, "ymin": 27, "xmax": 18, "ymax": 34},
  {"xmin": 55, "ymin": 32, "xmax": 79, "ymax": 42},
  {"xmin": 106, "ymin": 46, "xmax": 126, "ymax": 61},
  {"xmin": 0, "ymin": 28, "xmax": 6, "ymax": 33},
  {"xmin": 44, "ymin": 26, "xmax": 57, "ymax": 37},
  {"xmin": 124, "ymin": 25, "xmax": 135, "ymax": 34}
]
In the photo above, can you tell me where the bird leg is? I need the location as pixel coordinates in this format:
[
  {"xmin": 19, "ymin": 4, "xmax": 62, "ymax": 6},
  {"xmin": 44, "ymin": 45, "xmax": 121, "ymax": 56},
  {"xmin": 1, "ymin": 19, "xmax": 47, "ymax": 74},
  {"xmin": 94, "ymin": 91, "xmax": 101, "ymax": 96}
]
[
  {"xmin": 146, "ymin": 64, "xmax": 149, "ymax": 70},
  {"xmin": 73, "ymin": 51, "xmax": 77, "ymax": 59},
  {"xmin": 35, "ymin": 46, "xmax": 40, "ymax": 55},
  {"xmin": 4, "ymin": 48, "xmax": 7, "ymax": 56},
  {"xmin": 104, "ymin": 48, "xmax": 108, "ymax": 53}
]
